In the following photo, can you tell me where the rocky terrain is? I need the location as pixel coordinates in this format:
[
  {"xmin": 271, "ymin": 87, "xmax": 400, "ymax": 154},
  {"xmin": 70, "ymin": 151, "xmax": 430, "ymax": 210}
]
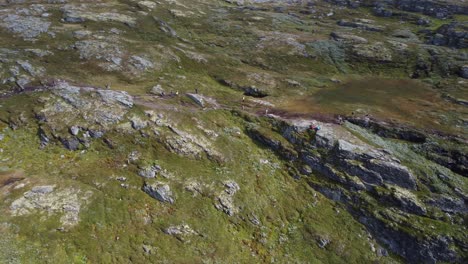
[{"xmin": 0, "ymin": 0, "xmax": 467, "ymax": 263}]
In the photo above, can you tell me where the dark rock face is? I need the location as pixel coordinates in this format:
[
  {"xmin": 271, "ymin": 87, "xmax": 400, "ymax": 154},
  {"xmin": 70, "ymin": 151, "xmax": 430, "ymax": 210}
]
[
  {"xmin": 373, "ymin": 6, "xmax": 393, "ymax": 17},
  {"xmin": 358, "ymin": 214, "xmax": 459, "ymax": 264},
  {"xmin": 245, "ymin": 117, "xmax": 467, "ymax": 263},
  {"xmin": 460, "ymin": 65, "xmax": 468, "ymax": 79},
  {"xmin": 395, "ymin": 0, "xmax": 468, "ymax": 18},
  {"xmin": 366, "ymin": 160, "xmax": 417, "ymax": 189},
  {"xmin": 426, "ymin": 195, "xmax": 468, "ymax": 214},
  {"xmin": 348, "ymin": 117, "xmax": 467, "ymax": 177},
  {"xmin": 413, "ymin": 142, "xmax": 468, "ymax": 177},
  {"xmin": 60, "ymin": 137, "xmax": 80, "ymax": 151},
  {"xmin": 253, "ymin": 119, "xmax": 418, "ymax": 191},
  {"xmin": 216, "ymin": 79, "xmax": 269, "ymax": 98},
  {"xmin": 243, "ymin": 86, "xmax": 268, "ymax": 98},
  {"xmin": 326, "ymin": 0, "xmax": 468, "ymax": 18},
  {"xmin": 246, "ymin": 125, "xmax": 298, "ymax": 160},
  {"xmin": 426, "ymin": 22, "xmax": 468, "ymax": 49},
  {"xmin": 347, "ymin": 117, "xmax": 427, "ymax": 143}
]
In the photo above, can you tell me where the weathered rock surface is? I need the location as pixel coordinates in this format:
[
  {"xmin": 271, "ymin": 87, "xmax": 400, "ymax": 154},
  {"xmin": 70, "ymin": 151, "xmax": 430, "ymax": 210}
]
[
  {"xmin": 0, "ymin": 14, "xmax": 51, "ymax": 40},
  {"xmin": 214, "ymin": 180, "xmax": 240, "ymax": 216},
  {"xmin": 186, "ymin": 93, "xmax": 219, "ymax": 108},
  {"xmin": 279, "ymin": 119, "xmax": 417, "ymax": 190},
  {"xmin": 33, "ymin": 81, "xmax": 134, "ymax": 149},
  {"xmin": 164, "ymin": 126, "xmax": 222, "ymax": 160},
  {"xmin": 62, "ymin": 6, "xmax": 136, "ymax": 26},
  {"xmin": 352, "ymin": 43, "xmax": 393, "ymax": 62},
  {"xmin": 142, "ymin": 182, "xmax": 174, "ymax": 204},
  {"xmin": 10, "ymin": 185, "xmax": 92, "ymax": 228},
  {"xmin": 164, "ymin": 224, "xmax": 197, "ymax": 237},
  {"xmin": 138, "ymin": 164, "xmax": 161, "ymax": 178}
]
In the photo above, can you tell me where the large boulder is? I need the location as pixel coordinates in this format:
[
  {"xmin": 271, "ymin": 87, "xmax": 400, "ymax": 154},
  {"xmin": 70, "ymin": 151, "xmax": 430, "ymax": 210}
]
[{"xmin": 142, "ymin": 182, "xmax": 174, "ymax": 204}]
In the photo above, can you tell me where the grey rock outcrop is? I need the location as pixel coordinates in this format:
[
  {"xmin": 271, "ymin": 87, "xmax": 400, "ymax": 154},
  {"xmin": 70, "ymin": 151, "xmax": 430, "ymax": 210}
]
[
  {"xmin": 0, "ymin": 14, "xmax": 51, "ymax": 40},
  {"xmin": 214, "ymin": 180, "xmax": 240, "ymax": 216},
  {"xmin": 10, "ymin": 185, "xmax": 92, "ymax": 228},
  {"xmin": 280, "ymin": 120, "xmax": 417, "ymax": 190},
  {"xmin": 138, "ymin": 164, "xmax": 161, "ymax": 178},
  {"xmin": 62, "ymin": 6, "xmax": 136, "ymax": 26},
  {"xmin": 244, "ymin": 114, "xmax": 467, "ymax": 263},
  {"xmin": 142, "ymin": 182, "xmax": 174, "ymax": 204},
  {"xmin": 32, "ymin": 81, "xmax": 134, "ymax": 150},
  {"xmin": 164, "ymin": 224, "xmax": 197, "ymax": 237}
]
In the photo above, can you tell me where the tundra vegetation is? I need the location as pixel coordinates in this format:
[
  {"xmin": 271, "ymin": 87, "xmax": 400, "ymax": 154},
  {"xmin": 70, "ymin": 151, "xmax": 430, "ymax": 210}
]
[{"xmin": 0, "ymin": 0, "xmax": 467, "ymax": 263}]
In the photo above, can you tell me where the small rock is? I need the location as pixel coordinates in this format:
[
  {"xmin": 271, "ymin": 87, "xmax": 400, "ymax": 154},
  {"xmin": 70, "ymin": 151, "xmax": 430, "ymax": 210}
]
[
  {"xmin": 61, "ymin": 137, "xmax": 80, "ymax": 151},
  {"xmin": 317, "ymin": 237, "xmax": 330, "ymax": 248},
  {"xmin": 69, "ymin": 126, "xmax": 80, "ymax": 136},
  {"xmin": 127, "ymin": 151, "xmax": 141, "ymax": 163},
  {"xmin": 89, "ymin": 130, "xmax": 104, "ymax": 138},
  {"xmin": 377, "ymin": 247, "xmax": 388, "ymax": 257},
  {"xmin": 142, "ymin": 244, "xmax": 154, "ymax": 254},
  {"xmin": 150, "ymin": 84, "xmax": 165, "ymax": 96},
  {"xmin": 163, "ymin": 224, "xmax": 197, "ymax": 236},
  {"xmin": 130, "ymin": 116, "xmax": 148, "ymax": 130},
  {"xmin": 224, "ymin": 180, "xmax": 240, "ymax": 195},
  {"xmin": 186, "ymin": 93, "xmax": 205, "ymax": 107},
  {"xmin": 250, "ymin": 213, "xmax": 261, "ymax": 225},
  {"xmin": 138, "ymin": 165, "xmax": 161, "ymax": 178}
]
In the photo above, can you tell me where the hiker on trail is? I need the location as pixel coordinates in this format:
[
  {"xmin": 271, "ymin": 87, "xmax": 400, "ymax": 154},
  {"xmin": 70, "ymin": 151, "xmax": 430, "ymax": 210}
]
[
  {"xmin": 309, "ymin": 123, "xmax": 321, "ymax": 132},
  {"xmin": 337, "ymin": 115, "xmax": 344, "ymax": 125},
  {"xmin": 242, "ymin": 96, "xmax": 245, "ymax": 102},
  {"xmin": 195, "ymin": 88, "xmax": 198, "ymax": 94},
  {"xmin": 364, "ymin": 114, "xmax": 370, "ymax": 125},
  {"xmin": 265, "ymin": 109, "xmax": 269, "ymax": 115}
]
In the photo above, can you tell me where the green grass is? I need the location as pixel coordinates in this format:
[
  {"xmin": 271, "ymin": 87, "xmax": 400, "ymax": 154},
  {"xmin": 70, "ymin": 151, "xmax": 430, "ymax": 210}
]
[{"xmin": 0, "ymin": 93, "xmax": 396, "ymax": 263}]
